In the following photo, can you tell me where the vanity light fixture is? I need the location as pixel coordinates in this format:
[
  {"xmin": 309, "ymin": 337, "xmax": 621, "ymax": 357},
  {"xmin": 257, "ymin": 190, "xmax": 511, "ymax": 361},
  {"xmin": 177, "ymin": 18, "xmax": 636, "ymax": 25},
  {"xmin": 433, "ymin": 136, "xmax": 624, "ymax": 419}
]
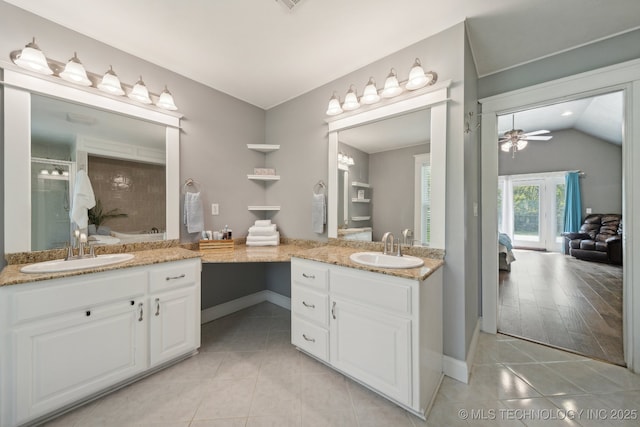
[
  {"xmin": 157, "ymin": 85, "xmax": 178, "ymax": 110},
  {"xmin": 12, "ymin": 37, "xmax": 53, "ymax": 75},
  {"xmin": 326, "ymin": 92, "xmax": 344, "ymax": 116},
  {"xmin": 59, "ymin": 52, "xmax": 92, "ymax": 86},
  {"xmin": 128, "ymin": 76, "xmax": 152, "ymax": 104},
  {"xmin": 97, "ymin": 66, "xmax": 125, "ymax": 96},
  {"xmin": 405, "ymin": 58, "xmax": 429, "ymax": 90},
  {"xmin": 361, "ymin": 77, "xmax": 380, "ymax": 105},
  {"xmin": 342, "ymin": 85, "xmax": 360, "ymax": 111},
  {"xmin": 381, "ymin": 68, "xmax": 403, "ymax": 98}
]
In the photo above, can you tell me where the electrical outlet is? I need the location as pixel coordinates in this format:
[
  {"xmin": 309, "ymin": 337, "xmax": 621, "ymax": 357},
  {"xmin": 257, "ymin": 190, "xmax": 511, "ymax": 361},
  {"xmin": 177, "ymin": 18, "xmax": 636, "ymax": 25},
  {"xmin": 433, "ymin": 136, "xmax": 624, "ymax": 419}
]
[
  {"xmin": 211, "ymin": 203, "xmax": 219, "ymax": 215},
  {"xmin": 586, "ymin": 207, "xmax": 592, "ymax": 214}
]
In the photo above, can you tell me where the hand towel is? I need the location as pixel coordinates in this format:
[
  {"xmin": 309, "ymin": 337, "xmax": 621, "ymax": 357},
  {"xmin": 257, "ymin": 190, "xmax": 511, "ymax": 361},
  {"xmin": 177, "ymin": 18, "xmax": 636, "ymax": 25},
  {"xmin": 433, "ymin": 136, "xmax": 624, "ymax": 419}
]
[
  {"xmin": 248, "ymin": 224, "xmax": 278, "ymax": 236},
  {"xmin": 254, "ymin": 220, "xmax": 272, "ymax": 227},
  {"xmin": 70, "ymin": 169, "xmax": 96, "ymax": 229},
  {"xmin": 246, "ymin": 237, "xmax": 280, "ymax": 246},
  {"xmin": 184, "ymin": 192, "xmax": 204, "ymax": 233},
  {"xmin": 312, "ymin": 193, "xmax": 326, "ymax": 234},
  {"xmin": 247, "ymin": 232, "xmax": 280, "ymax": 242}
]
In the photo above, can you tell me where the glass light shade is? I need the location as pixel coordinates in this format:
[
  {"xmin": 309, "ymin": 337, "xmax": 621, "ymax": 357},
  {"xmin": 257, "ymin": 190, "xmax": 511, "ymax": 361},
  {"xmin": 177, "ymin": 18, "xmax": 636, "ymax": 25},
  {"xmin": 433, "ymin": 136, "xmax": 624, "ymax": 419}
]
[
  {"xmin": 347, "ymin": 156, "xmax": 355, "ymax": 166},
  {"xmin": 361, "ymin": 77, "xmax": 380, "ymax": 105},
  {"xmin": 500, "ymin": 142, "xmax": 512, "ymax": 152},
  {"xmin": 381, "ymin": 69, "xmax": 402, "ymax": 98},
  {"xmin": 59, "ymin": 53, "xmax": 92, "ymax": 86},
  {"xmin": 326, "ymin": 92, "xmax": 343, "ymax": 116},
  {"xmin": 97, "ymin": 66, "xmax": 125, "ymax": 95},
  {"xmin": 516, "ymin": 140, "xmax": 528, "ymax": 150},
  {"xmin": 128, "ymin": 76, "xmax": 152, "ymax": 104},
  {"xmin": 338, "ymin": 153, "xmax": 345, "ymax": 163},
  {"xmin": 342, "ymin": 86, "xmax": 360, "ymax": 111},
  {"xmin": 157, "ymin": 86, "xmax": 178, "ymax": 110},
  {"xmin": 405, "ymin": 58, "xmax": 428, "ymax": 90},
  {"xmin": 39, "ymin": 169, "xmax": 50, "ymax": 175},
  {"xmin": 13, "ymin": 38, "xmax": 53, "ymax": 75}
]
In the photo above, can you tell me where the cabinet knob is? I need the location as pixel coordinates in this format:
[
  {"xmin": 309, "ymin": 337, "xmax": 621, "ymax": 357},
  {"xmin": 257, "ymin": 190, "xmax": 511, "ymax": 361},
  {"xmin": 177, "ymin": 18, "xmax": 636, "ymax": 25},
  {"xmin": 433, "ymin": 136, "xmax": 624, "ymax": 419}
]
[
  {"xmin": 302, "ymin": 273, "xmax": 315, "ymax": 279},
  {"xmin": 302, "ymin": 334, "xmax": 316, "ymax": 343},
  {"xmin": 302, "ymin": 301, "xmax": 315, "ymax": 309}
]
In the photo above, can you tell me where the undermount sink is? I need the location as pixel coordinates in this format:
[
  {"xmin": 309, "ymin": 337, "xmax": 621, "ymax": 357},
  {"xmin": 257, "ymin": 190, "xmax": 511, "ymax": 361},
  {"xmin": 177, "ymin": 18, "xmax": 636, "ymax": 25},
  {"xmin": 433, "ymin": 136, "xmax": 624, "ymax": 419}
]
[
  {"xmin": 349, "ymin": 251, "xmax": 424, "ymax": 269},
  {"xmin": 20, "ymin": 253, "xmax": 135, "ymax": 274}
]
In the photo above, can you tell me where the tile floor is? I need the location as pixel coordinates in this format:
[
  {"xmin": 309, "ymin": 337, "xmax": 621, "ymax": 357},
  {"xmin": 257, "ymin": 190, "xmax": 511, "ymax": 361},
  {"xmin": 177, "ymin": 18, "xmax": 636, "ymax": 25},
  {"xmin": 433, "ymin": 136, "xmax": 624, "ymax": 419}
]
[{"xmin": 44, "ymin": 302, "xmax": 640, "ymax": 426}]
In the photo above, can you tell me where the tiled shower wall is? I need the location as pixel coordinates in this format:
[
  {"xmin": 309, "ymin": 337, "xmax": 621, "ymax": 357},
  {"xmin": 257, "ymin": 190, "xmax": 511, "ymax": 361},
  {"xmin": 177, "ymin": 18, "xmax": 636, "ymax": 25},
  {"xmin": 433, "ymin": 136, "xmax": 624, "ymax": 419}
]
[{"xmin": 88, "ymin": 156, "xmax": 166, "ymax": 233}]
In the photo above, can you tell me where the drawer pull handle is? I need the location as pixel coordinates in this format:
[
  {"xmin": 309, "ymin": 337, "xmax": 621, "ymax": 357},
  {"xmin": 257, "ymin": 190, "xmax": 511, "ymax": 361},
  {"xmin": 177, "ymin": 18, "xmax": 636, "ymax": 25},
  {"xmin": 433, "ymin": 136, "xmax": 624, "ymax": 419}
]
[
  {"xmin": 302, "ymin": 334, "xmax": 316, "ymax": 343},
  {"xmin": 155, "ymin": 298, "xmax": 160, "ymax": 316},
  {"xmin": 166, "ymin": 273, "xmax": 186, "ymax": 281},
  {"xmin": 302, "ymin": 301, "xmax": 315, "ymax": 309},
  {"xmin": 332, "ymin": 301, "xmax": 336, "ymax": 319},
  {"xmin": 138, "ymin": 302, "xmax": 144, "ymax": 322},
  {"xmin": 302, "ymin": 273, "xmax": 315, "ymax": 279}
]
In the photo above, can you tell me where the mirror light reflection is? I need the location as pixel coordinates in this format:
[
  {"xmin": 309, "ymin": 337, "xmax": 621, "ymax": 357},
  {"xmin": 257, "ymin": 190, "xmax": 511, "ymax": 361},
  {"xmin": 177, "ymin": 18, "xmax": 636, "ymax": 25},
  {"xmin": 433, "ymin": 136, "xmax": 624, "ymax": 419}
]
[{"xmin": 30, "ymin": 94, "xmax": 166, "ymax": 250}]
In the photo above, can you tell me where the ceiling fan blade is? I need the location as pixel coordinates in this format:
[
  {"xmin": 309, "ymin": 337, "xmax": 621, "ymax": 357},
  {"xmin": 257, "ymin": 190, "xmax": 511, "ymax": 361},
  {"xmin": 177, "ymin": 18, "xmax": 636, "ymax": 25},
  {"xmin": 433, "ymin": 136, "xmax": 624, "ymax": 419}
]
[
  {"xmin": 523, "ymin": 135, "xmax": 552, "ymax": 141},
  {"xmin": 523, "ymin": 129, "xmax": 550, "ymax": 136}
]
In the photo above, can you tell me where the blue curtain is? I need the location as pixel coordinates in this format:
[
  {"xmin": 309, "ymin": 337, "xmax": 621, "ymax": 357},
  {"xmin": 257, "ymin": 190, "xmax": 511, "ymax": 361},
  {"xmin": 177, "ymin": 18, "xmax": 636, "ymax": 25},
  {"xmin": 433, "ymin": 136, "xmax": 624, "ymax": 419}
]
[{"xmin": 563, "ymin": 172, "xmax": 582, "ymax": 232}]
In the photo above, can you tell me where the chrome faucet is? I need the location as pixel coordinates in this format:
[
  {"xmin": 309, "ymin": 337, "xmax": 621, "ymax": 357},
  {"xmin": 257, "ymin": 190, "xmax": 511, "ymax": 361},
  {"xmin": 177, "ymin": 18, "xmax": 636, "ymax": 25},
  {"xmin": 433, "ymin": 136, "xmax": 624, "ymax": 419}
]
[{"xmin": 382, "ymin": 232, "xmax": 394, "ymax": 255}]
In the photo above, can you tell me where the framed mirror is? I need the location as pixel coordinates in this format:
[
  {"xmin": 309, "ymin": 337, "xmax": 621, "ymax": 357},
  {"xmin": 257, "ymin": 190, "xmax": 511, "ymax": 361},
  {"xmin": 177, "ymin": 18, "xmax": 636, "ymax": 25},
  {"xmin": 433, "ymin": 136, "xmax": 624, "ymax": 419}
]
[
  {"xmin": 327, "ymin": 82, "xmax": 449, "ymax": 248},
  {"xmin": 3, "ymin": 68, "xmax": 181, "ymax": 254}
]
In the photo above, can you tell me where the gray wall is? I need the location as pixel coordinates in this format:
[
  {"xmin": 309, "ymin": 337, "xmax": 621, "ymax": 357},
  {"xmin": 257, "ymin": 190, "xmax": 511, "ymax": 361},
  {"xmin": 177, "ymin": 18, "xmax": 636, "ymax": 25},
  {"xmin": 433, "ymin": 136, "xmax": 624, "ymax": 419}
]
[
  {"xmin": 369, "ymin": 144, "xmax": 427, "ymax": 241},
  {"xmin": 499, "ymin": 129, "xmax": 622, "ymax": 216}
]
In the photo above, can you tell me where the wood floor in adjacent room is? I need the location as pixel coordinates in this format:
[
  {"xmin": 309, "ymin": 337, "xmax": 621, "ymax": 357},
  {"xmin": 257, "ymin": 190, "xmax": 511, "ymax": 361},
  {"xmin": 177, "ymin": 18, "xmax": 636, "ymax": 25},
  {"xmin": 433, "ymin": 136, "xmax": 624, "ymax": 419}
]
[{"xmin": 498, "ymin": 249, "xmax": 624, "ymax": 366}]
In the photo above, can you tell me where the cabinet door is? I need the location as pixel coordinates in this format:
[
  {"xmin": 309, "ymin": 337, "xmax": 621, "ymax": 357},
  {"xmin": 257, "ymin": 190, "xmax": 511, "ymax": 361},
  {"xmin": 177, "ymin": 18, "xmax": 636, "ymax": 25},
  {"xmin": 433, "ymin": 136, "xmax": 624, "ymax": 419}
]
[
  {"xmin": 14, "ymin": 299, "xmax": 145, "ymax": 423},
  {"xmin": 149, "ymin": 285, "xmax": 198, "ymax": 367},
  {"xmin": 330, "ymin": 298, "xmax": 411, "ymax": 405}
]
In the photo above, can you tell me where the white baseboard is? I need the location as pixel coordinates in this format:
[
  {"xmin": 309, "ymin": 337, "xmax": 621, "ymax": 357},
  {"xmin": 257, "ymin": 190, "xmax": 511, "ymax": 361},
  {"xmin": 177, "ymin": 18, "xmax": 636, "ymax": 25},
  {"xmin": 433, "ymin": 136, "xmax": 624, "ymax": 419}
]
[
  {"xmin": 442, "ymin": 319, "xmax": 481, "ymax": 384},
  {"xmin": 201, "ymin": 290, "xmax": 291, "ymax": 324}
]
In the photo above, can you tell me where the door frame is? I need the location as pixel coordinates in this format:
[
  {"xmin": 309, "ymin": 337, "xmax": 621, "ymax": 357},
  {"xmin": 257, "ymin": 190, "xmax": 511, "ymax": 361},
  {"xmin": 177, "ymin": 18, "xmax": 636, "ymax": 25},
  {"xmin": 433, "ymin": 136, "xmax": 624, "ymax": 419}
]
[{"xmin": 480, "ymin": 58, "xmax": 640, "ymax": 372}]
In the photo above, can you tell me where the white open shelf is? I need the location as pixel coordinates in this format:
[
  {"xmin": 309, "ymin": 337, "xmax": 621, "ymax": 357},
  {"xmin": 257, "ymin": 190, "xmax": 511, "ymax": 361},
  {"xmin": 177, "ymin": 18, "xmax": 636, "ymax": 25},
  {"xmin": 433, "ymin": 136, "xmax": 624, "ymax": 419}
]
[
  {"xmin": 351, "ymin": 216, "xmax": 371, "ymax": 221},
  {"xmin": 352, "ymin": 198, "xmax": 370, "ymax": 203},
  {"xmin": 248, "ymin": 206, "xmax": 281, "ymax": 211},
  {"xmin": 351, "ymin": 181, "xmax": 370, "ymax": 188},
  {"xmin": 247, "ymin": 144, "xmax": 280, "ymax": 153},
  {"xmin": 248, "ymin": 174, "xmax": 280, "ymax": 181}
]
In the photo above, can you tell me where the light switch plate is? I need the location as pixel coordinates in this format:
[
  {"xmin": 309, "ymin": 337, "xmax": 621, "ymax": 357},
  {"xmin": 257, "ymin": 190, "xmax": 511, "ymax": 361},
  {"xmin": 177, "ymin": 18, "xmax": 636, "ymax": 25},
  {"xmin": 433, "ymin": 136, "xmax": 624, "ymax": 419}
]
[
  {"xmin": 211, "ymin": 203, "xmax": 219, "ymax": 215},
  {"xmin": 586, "ymin": 207, "xmax": 592, "ymax": 214}
]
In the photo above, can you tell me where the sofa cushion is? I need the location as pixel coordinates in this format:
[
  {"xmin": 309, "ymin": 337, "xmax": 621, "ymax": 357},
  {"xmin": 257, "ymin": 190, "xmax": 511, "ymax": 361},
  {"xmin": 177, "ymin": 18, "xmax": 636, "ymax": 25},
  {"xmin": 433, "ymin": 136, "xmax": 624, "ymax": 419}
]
[
  {"xmin": 580, "ymin": 240, "xmax": 596, "ymax": 250},
  {"xmin": 569, "ymin": 239, "xmax": 581, "ymax": 249},
  {"xmin": 595, "ymin": 242, "xmax": 608, "ymax": 252}
]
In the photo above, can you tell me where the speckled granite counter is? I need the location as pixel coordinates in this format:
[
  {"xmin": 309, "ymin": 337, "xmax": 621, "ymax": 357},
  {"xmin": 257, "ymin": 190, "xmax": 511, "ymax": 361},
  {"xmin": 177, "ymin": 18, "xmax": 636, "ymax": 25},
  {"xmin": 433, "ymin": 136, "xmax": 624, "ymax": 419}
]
[
  {"xmin": 293, "ymin": 245, "xmax": 442, "ymax": 281},
  {"xmin": 0, "ymin": 247, "xmax": 200, "ymax": 287},
  {"xmin": 198, "ymin": 243, "xmax": 319, "ymax": 263}
]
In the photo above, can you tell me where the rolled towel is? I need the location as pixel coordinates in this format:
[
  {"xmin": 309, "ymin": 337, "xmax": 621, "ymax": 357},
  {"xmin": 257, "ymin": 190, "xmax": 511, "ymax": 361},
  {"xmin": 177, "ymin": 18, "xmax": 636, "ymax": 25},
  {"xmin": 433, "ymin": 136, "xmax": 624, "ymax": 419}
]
[
  {"xmin": 247, "ymin": 232, "xmax": 280, "ymax": 242},
  {"xmin": 254, "ymin": 219, "xmax": 272, "ymax": 227},
  {"xmin": 248, "ymin": 224, "xmax": 277, "ymax": 236}
]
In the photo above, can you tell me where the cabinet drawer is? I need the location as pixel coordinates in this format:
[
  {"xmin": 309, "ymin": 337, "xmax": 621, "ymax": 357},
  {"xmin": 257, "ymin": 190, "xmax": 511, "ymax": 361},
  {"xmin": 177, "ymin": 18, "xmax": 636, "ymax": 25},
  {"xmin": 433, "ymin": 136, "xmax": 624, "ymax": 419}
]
[
  {"xmin": 291, "ymin": 259, "xmax": 328, "ymax": 291},
  {"xmin": 291, "ymin": 315, "xmax": 329, "ymax": 362},
  {"xmin": 11, "ymin": 269, "xmax": 147, "ymax": 325},
  {"xmin": 292, "ymin": 284, "xmax": 328, "ymax": 326},
  {"xmin": 149, "ymin": 259, "xmax": 199, "ymax": 292},
  {"xmin": 331, "ymin": 267, "xmax": 412, "ymax": 315}
]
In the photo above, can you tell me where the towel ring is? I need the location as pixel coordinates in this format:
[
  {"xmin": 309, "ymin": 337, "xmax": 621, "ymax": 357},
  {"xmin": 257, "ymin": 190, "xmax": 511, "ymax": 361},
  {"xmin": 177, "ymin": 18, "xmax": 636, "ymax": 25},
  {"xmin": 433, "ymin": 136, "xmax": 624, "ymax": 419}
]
[
  {"xmin": 183, "ymin": 178, "xmax": 201, "ymax": 193},
  {"xmin": 313, "ymin": 180, "xmax": 326, "ymax": 195}
]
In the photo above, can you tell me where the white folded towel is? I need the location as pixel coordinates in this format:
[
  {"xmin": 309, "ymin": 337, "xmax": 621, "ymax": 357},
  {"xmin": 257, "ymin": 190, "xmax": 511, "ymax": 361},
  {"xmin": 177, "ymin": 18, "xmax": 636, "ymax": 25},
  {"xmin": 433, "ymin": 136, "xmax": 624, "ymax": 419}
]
[
  {"xmin": 254, "ymin": 220, "xmax": 272, "ymax": 227},
  {"xmin": 248, "ymin": 224, "xmax": 278, "ymax": 236},
  {"xmin": 184, "ymin": 192, "xmax": 204, "ymax": 233},
  {"xmin": 246, "ymin": 237, "xmax": 279, "ymax": 246},
  {"xmin": 247, "ymin": 232, "xmax": 280, "ymax": 242},
  {"xmin": 312, "ymin": 193, "xmax": 326, "ymax": 234},
  {"xmin": 70, "ymin": 169, "xmax": 96, "ymax": 229}
]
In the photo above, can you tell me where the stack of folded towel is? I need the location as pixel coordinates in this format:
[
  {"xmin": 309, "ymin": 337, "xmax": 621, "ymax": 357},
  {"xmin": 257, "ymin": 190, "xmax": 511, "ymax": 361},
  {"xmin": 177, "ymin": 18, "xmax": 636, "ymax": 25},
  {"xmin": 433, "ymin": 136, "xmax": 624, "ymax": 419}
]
[{"xmin": 246, "ymin": 220, "xmax": 280, "ymax": 246}]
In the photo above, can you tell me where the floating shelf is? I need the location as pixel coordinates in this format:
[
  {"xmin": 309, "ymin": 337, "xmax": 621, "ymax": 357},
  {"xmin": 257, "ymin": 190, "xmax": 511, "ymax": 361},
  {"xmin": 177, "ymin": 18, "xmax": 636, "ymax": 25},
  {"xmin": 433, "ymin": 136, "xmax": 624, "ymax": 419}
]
[
  {"xmin": 352, "ymin": 198, "xmax": 370, "ymax": 203},
  {"xmin": 248, "ymin": 206, "xmax": 281, "ymax": 211},
  {"xmin": 248, "ymin": 174, "xmax": 280, "ymax": 181},
  {"xmin": 351, "ymin": 181, "xmax": 370, "ymax": 188},
  {"xmin": 36, "ymin": 174, "xmax": 69, "ymax": 181},
  {"xmin": 247, "ymin": 144, "xmax": 280, "ymax": 153},
  {"xmin": 351, "ymin": 216, "xmax": 371, "ymax": 221}
]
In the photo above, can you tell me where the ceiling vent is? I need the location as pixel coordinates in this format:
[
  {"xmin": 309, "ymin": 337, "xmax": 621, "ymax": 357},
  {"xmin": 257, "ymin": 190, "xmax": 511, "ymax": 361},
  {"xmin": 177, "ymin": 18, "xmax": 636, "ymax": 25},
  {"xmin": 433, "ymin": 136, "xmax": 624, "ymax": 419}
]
[{"xmin": 276, "ymin": 0, "xmax": 305, "ymax": 12}]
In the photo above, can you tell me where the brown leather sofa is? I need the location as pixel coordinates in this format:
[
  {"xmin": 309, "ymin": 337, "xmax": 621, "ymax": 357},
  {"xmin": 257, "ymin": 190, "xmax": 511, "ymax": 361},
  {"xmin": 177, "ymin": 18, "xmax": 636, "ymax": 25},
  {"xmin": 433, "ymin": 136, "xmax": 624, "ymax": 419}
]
[{"xmin": 563, "ymin": 214, "xmax": 622, "ymax": 265}]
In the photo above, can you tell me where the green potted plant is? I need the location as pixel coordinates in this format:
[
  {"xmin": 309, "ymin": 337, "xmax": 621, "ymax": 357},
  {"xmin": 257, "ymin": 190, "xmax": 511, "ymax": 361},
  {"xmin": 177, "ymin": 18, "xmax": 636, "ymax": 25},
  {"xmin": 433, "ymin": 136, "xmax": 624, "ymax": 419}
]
[{"xmin": 88, "ymin": 199, "xmax": 128, "ymax": 233}]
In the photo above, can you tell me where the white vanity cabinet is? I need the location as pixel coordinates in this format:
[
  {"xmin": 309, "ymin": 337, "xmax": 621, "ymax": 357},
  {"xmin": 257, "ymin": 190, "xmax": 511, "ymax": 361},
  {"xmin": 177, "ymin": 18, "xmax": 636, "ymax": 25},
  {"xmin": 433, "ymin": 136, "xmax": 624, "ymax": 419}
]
[
  {"xmin": 290, "ymin": 257, "xmax": 443, "ymax": 418},
  {"xmin": 0, "ymin": 258, "xmax": 201, "ymax": 427}
]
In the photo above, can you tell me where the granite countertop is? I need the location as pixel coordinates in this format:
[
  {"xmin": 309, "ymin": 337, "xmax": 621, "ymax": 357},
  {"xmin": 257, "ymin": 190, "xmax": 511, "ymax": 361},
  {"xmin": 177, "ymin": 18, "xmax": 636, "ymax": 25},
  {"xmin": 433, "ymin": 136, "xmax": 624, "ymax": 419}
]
[
  {"xmin": 198, "ymin": 243, "xmax": 317, "ymax": 263},
  {"xmin": 0, "ymin": 247, "xmax": 201, "ymax": 287}
]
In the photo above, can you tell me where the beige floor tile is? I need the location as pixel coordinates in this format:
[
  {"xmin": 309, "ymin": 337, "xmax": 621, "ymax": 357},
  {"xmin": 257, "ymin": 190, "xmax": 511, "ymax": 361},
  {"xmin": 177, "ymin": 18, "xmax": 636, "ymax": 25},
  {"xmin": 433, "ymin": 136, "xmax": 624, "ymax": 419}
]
[
  {"xmin": 299, "ymin": 406, "xmax": 358, "ymax": 427},
  {"xmin": 145, "ymin": 352, "xmax": 226, "ymax": 383},
  {"xmin": 508, "ymin": 340, "xmax": 589, "ymax": 363},
  {"xmin": 265, "ymin": 330, "xmax": 293, "ymax": 351},
  {"xmin": 215, "ymin": 351, "xmax": 264, "ymax": 380},
  {"xmin": 353, "ymin": 403, "xmax": 416, "ymax": 426},
  {"xmin": 549, "ymin": 395, "xmax": 622, "ymax": 427},
  {"xmin": 501, "ymin": 397, "xmax": 581, "ymax": 426},
  {"xmin": 245, "ymin": 414, "xmax": 302, "ymax": 427},
  {"xmin": 470, "ymin": 364, "xmax": 542, "ymax": 400},
  {"xmin": 544, "ymin": 361, "xmax": 625, "ymax": 394},
  {"xmin": 190, "ymin": 419, "xmax": 247, "ymax": 427},
  {"xmin": 505, "ymin": 364, "xmax": 585, "ymax": 396},
  {"xmin": 473, "ymin": 338, "xmax": 536, "ymax": 365},
  {"xmin": 582, "ymin": 360, "xmax": 640, "ymax": 390},
  {"xmin": 194, "ymin": 377, "xmax": 257, "ymax": 420}
]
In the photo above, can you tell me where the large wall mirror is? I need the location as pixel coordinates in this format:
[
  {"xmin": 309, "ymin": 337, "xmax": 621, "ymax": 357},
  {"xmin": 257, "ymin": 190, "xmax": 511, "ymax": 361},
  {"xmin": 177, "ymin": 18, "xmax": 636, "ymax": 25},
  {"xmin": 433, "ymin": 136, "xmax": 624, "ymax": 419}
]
[
  {"xmin": 4, "ymin": 69, "xmax": 181, "ymax": 254},
  {"xmin": 327, "ymin": 82, "xmax": 449, "ymax": 248}
]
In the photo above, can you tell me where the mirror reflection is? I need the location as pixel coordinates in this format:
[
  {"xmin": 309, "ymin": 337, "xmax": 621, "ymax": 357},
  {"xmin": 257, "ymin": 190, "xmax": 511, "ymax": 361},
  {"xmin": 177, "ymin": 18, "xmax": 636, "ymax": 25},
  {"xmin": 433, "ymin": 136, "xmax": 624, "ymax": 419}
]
[
  {"xmin": 335, "ymin": 109, "xmax": 431, "ymax": 244},
  {"xmin": 31, "ymin": 94, "xmax": 167, "ymax": 250}
]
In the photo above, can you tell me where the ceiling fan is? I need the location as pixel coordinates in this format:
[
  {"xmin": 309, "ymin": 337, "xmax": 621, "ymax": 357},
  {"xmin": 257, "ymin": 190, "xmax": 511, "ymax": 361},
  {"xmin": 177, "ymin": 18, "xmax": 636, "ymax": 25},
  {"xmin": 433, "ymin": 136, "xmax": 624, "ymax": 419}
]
[{"xmin": 499, "ymin": 114, "xmax": 552, "ymax": 158}]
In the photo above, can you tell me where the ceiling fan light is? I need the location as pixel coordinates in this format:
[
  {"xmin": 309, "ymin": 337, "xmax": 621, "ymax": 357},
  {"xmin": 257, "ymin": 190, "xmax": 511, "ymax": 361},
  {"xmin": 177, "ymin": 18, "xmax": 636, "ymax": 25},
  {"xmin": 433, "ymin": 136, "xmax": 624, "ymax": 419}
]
[
  {"xmin": 13, "ymin": 37, "xmax": 53, "ymax": 75},
  {"xmin": 361, "ymin": 77, "xmax": 380, "ymax": 105},
  {"xmin": 326, "ymin": 92, "xmax": 343, "ymax": 116},
  {"xmin": 516, "ymin": 140, "xmax": 528, "ymax": 150},
  {"xmin": 128, "ymin": 76, "xmax": 152, "ymax": 104},
  {"xmin": 59, "ymin": 52, "xmax": 92, "ymax": 86},
  {"xmin": 157, "ymin": 85, "xmax": 178, "ymax": 110},
  {"xmin": 500, "ymin": 142, "xmax": 512, "ymax": 152},
  {"xmin": 381, "ymin": 68, "xmax": 402, "ymax": 98},
  {"xmin": 342, "ymin": 86, "xmax": 360, "ymax": 111},
  {"xmin": 97, "ymin": 66, "xmax": 125, "ymax": 95},
  {"xmin": 405, "ymin": 58, "xmax": 428, "ymax": 90}
]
